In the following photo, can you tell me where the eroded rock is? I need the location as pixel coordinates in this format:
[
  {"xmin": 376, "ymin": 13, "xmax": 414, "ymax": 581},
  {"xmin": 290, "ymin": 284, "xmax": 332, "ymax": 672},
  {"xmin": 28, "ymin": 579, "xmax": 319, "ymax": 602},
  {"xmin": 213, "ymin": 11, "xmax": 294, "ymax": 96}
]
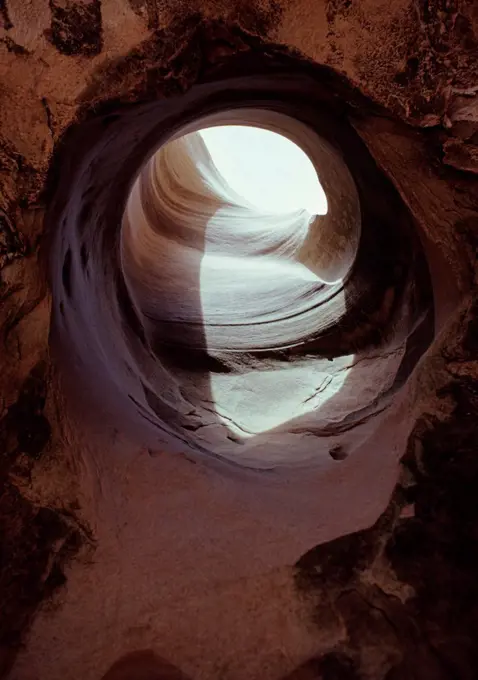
[{"xmin": 1, "ymin": 2, "xmax": 478, "ymax": 679}]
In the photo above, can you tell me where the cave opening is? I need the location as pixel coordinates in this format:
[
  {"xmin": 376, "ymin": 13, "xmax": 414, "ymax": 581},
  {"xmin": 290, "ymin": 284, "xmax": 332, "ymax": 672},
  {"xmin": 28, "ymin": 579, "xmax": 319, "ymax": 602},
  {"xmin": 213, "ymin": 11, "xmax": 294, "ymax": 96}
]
[
  {"xmin": 4, "ymin": 12, "xmax": 476, "ymax": 678},
  {"xmin": 44, "ymin": 64, "xmax": 434, "ymax": 470}
]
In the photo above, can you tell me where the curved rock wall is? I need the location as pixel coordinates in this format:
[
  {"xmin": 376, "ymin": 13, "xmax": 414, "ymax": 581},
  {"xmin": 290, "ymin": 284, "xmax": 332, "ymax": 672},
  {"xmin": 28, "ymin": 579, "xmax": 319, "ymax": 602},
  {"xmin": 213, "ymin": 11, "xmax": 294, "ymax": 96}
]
[
  {"xmin": 1, "ymin": 2, "xmax": 478, "ymax": 679},
  {"xmin": 49, "ymin": 61, "xmax": 433, "ymax": 471}
]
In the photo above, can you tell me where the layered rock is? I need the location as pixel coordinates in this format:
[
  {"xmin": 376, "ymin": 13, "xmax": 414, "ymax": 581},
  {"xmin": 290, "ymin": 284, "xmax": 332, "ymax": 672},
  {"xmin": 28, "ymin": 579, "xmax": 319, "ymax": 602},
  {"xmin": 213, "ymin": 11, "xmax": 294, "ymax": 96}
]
[{"xmin": 1, "ymin": 2, "xmax": 478, "ymax": 679}]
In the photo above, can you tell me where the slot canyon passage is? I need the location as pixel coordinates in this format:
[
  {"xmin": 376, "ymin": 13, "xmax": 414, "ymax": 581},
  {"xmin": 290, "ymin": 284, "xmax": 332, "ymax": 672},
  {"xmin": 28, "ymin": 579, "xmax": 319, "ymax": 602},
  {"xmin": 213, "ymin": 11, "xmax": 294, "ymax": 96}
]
[{"xmin": 1, "ymin": 2, "xmax": 478, "ymax": 680}]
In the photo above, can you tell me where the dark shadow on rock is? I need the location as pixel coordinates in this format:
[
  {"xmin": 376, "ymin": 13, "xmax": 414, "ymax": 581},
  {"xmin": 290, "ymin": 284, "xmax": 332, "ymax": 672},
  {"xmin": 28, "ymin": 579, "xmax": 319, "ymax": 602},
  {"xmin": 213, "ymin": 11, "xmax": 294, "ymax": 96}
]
[
  {"xmin": 45, "ymin": 0, "xmax": 103, "ymax": 57},
  {"xmin": 278, "ymin": 653, "xmax": 359, "ymax": 680},
  {"xmin": 100, "ymin": 650, "xmax": 191, "ymax": 680}
]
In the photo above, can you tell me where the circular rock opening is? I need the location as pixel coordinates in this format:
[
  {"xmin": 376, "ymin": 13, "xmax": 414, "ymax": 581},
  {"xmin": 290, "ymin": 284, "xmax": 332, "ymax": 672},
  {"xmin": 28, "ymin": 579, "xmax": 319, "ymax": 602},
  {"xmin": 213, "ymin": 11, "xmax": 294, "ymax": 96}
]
[
  {"xmin": 49, "ymin": 64, "xmax": 434, "ymax": 470},
  {"xmin": 120, "ymin": 110, "xmax": 366, "ymax": 447},
  {"xmin": 121, "ymin": 110, "xmax": 361, "ymax": 356}
]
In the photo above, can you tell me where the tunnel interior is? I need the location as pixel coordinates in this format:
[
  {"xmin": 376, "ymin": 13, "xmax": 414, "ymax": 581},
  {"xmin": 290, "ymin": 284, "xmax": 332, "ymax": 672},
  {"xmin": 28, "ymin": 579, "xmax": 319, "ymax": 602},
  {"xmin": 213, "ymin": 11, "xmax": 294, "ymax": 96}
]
[
  {"xmin": 49, "ymin": 56, "xmax": 435, "ymax": 471},
  {"xmin": 1, "ymin": 7, "xmax": 478, "ymax": 680}
]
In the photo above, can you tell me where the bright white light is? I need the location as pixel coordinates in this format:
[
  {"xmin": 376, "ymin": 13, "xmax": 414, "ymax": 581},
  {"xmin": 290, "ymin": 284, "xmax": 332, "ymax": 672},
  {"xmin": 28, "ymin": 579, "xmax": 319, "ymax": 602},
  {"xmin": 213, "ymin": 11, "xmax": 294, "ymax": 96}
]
[
  {"xmin": 210, "ymin": 357, "xmax": 353, "ymax": 437},
  {"xmin": 198, "ymin": 125, "xmax": 327, "ymax": 216},
  {"xmin": 192, "ymin": 125, "xmax": 345, "ymax": 436}
]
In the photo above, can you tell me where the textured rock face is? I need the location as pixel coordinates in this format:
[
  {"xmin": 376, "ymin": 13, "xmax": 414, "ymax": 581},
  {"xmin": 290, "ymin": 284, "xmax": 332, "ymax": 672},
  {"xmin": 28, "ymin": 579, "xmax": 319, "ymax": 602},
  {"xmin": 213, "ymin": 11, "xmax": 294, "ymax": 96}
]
[
  {"xmin": 1, "ymin": 1, "xmax": 478, "ymax": 679},
  {"xmin": 50, "ymin": 60, "xmax": 432, "ymax": 470}
]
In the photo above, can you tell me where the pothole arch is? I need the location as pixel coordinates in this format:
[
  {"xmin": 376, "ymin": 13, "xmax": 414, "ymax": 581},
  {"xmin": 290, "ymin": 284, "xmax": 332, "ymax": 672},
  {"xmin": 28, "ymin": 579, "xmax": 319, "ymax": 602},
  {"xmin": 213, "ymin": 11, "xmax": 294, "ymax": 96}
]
[{"xmin": 48, "ymin": 58, "xmax": 435, "ymax": 470}]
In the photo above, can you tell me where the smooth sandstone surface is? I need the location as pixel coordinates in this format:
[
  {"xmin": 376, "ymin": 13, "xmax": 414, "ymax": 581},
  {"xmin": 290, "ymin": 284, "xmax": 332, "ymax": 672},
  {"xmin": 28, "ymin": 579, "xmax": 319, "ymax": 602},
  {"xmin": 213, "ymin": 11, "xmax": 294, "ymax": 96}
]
[{"xmin": 1, "ymin": 2, "xmax": 478, "ymax": 679}]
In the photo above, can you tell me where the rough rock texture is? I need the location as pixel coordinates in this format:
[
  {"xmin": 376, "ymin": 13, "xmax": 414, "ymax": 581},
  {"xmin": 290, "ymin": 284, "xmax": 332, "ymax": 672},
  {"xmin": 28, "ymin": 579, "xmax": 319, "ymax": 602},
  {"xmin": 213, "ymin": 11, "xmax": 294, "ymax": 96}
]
[{"xmin": 0, "ymin": 1, "xmax": 478, "ymax": 679}]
